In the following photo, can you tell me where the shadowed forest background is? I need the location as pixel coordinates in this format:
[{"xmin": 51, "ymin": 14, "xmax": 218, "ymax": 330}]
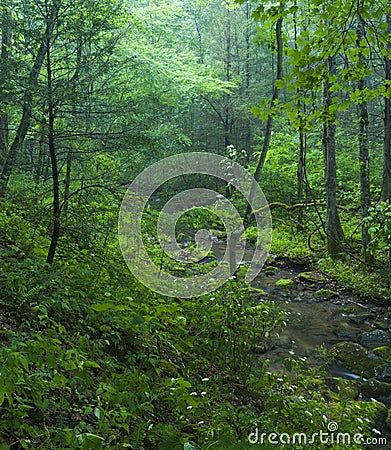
[{"xmin": 1, "ymin": 0, "xmax": 391, "ymax": 448}]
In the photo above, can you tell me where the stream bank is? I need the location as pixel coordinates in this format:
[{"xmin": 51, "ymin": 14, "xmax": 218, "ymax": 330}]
[{"xmin": 250, "ymin": 255, "xmax": 391, "ymax": 438}]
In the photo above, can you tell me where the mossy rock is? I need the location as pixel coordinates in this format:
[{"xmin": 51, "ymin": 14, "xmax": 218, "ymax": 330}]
[
  {"xmin": 373, "ymin": 346, "xmax": 391, "ymax": 360},
  {"xmin": 357, "ymin": 400, "xmax": 388, "ymax": 430},
  {"xmin": 332, "ymin": 305, "xmax": 362, "ymax": 315},
  {"xmin": 275, "ymin": 278, "xmax": 294, "ymax": 288},
  {"xmin": 359, "ymin": 379, "xmax": 391, "ymax": 401},
  {"xmin": 247, "ymin": 287, "xmax": 268, "ymax": 297},
  {"xmin": 374, "ymin": 321, "xmax": 389, "ymax": 330},
  {"xmin": 349, "ymin": 312, "xmax": 374, "ymax": 324},
  {"xmin": 329, "ymin": 342, "xmax": 386, "ymax": 379},
  {"xmin": 386, "ymin": 409, "xmax": 391, "ymax": 430},
  {"xmin": 263, "ymin": 266, "xmax": 279, "ymax": 276},
  {"xmin": 330, "ymin": 378, "xmax": 359, "ymax": 400},
  {"xmin": 297, "ymin": 271, "xmax": 326, "ymax": 283},
  {"xmin": 333, "ymin": 323, "xmax": 361, "ymax": 340},
  {"xmin": 361, "ymin": 330, "xmax": 390, "ymax": 345},
  {"xmin": 314, "ymin": 288, "xmax": 338, "ymax": 300}
]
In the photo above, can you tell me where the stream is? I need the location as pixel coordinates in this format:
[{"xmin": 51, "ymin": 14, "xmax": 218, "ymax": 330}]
[{"xmin": 210, "ymin": 240, "xmax": 389, "ymax": 378}]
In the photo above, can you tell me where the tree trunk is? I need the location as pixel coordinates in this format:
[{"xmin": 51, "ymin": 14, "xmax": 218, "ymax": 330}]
[
  {"xmin": 297, "ymin": 128, "xmax": 305, "ymax": 230},
  {"xmin": 0, "ymin": 0, "xmax": 61, "ymax": 196},
  {"xmin": 294, "ymin": 5, "xmax": 305, "ymax": 230},
  {"xmin": 224, "ymin": 5, "xmax": 232, "ymax": 153},
  {"xmin": 381, "ymin": 15, "xmax": 391, "ymax": 203},
  {"xmin": 0, "ymin": 1, "xmax": 11, "ymax": 171},
  {"xmin": 63, "ymin": 34, "xmax": 83, "ymax": 215},
  {"xmin": 46, "ymin": 9, "xmax": 60, "ymax": 266},
  {"xmin": 323, "ymin": 55, "xmax": 343, "ymax": 259},
  {"xmin": 35, "ymin": 119, "xmax": 46, "ymax": 184},
  {"xmin": 245, "ymin": 13, "xmax": 283, "ymax": 225},
  {"xmin": 357, "ymin": 6, "xmax": 373, "ymax": 265}
]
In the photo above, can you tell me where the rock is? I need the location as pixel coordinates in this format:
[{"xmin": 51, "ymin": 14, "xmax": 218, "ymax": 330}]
[
  {"xmin": 275, "ymin": 278, "xmax": 294, "ymax": 288},
  {"xmin": 373, "ymin": 346, "xmax": 391, "ymax": 360},
  {"xmin": 349, "ymin": 312, "xmax": 374, "ymax": 324},
  {"xmin": 331, "ymin": 312, "xmax": 351, "ymax": 322},
  {"xmin": 314, "ymin": 288, "xmax": 338, "ymax": 300},
  {"xmin": 361, "ymin": 330, "xmax": 390, "ymax": 345},
  {"xmin": 374, "ymin": 321, "xmax": 389, "ymax": 330},
  {"xmin": 359, "ymin": 400, "xmax": 388, "ymax": 430},
  {"xmin": 329, "ymin": 377, "xmax": 359, "ymax": 400},
  {"xmin": 248, "ymin": 287, "xmax": 268, "ymax": 296},
  {"xmin": 333, "ymin": 323, "xmax": 361, "ymax": 340},
  {"xmin": 378, "ymin": 364, "xmax": 391, "ymax": 382},
  {"xmin": 296, "ymin": 271, "xmax": 326, "ymax": 283},
  {"xmin": 359, "ymin": 379, "xmax": 391, "ymax": 405},
  {"xmin": 386, "ymin": 409, "xmax": 391, "ymax": 430},
  {"xmin": 329, "ymin": 342, "xmax": 386, "ymax": 379},
  {"xmin": 263, "ymin": 266, "xmax": 279, "ymax": 276},
  {"xmin": 266, "ymin": 254, "xmax": 277, "ymax": 264}
]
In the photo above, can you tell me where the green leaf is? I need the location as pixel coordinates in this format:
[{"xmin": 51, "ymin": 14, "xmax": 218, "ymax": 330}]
[
  {"xmin": 0, "ymin": 384, "xmax": 4, "ymax": 407},
  {"xmin": 184, "ymin": 444, "xmax": 198, "ymax": 450},
  {"xmin": 90, "ymin": 303, "xmax": 114, "ymax": 312},
  {"xmin": 132, "ymin": 315, "xmax": 146, "ymax": 325}
]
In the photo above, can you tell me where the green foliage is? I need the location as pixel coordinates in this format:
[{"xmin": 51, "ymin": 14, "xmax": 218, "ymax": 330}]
[
  {"xmin": 2, "ymin": 189, "xmax": 386, "ymax": 448},
  {"xmin": 2, "ymin": 0, "xmax": 391, "ymax": 446},
  {"xmin": 270, "ymin": 227, "xmax": 314, "ymax": 260},
  {"xmin": 252, "ymin": 129, "xmax": 298, "ymax": 204},
  {"xmin": 317, "ymin": 257, "xmax": 389, "ymax": 300},
  {"xmin": 366, "ymin": 202, "xmax": 391, "ymax": 253}
]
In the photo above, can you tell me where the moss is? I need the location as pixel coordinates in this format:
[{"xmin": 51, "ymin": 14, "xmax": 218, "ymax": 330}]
[
  {"xmin": 296, "ymin": 271, "xmax": 326, "ymax": 283},
  {"xmin": 373, "ymin": 346, "xmax": 391, "ymax": 360},
  {"xmin": 332, "ymin": 378, "xmax": 359, "ymax": 400},
  {"xmin": 353, "ymin": 400, "xmax": 388, "ymax": 430},
  {"xmin": 329, "ymin": 342, "xmax": 386, "ymax": 379},
  {"xmin": 359, "ymin": 379, "xmax": 391, "ymax": 400},
  {"xmin": 248, "ymin": 287, "xmax": 268, "ymax": 296},
  {"xmin": 317, "ymin": 257, "xmax": 390, "ymax": 301},
  {"xmin": 314, "ymin": 288, "xmax": 338, "ymax": 299},
  {"xmin": 275, "ymin": 278, "xmax": 294, "ymax": 288},
  {"xmin": 332, "ymin": 305, "xmax": 362, "ymax": 315},
  {"xmin": 386, "ymin": 409, "xmax": 391, "ymax": 430},
  {"xmin": 263, "ymin": 266, "xmax": 279, "ymax": 276}
]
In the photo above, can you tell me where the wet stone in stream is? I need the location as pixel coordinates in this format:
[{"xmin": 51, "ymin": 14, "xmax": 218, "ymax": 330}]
[{"xmin": 250, "ymin": 259, "xmax": 391, "ymax": 413}]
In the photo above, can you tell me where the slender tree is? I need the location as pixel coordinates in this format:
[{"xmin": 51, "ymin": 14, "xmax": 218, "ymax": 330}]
[
  {"xmin": 323, "ymin": 55, "xmax": 344, "ymax": 259},
  {"xmin": 382, "ymin": 15, "xmax": 391, "ymax": 203},
  {"xmin": 46, "ymin": 21, "xmax": 60, "ymax": 265},
  {"xmin": 0, "ymin": 0, "xmax": 61, "ymax": 196},
  {"xmin": 356, "ymin": 2, "xmax": 373, "ymax": 264},
  {"xmin": 0, "ymin": 1, "xmax": 11, "ymax": 172}
]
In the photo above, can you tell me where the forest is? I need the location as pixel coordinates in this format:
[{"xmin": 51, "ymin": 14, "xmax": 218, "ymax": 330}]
[{"xmin": 1, "ymin": 0, "xmax": 391, "ymax": 448}]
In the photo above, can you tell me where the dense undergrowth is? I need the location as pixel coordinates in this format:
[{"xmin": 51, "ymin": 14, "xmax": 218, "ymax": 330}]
[{"xmin": 0, "ymin": 196, "xmax": 390, "ymax": 449}]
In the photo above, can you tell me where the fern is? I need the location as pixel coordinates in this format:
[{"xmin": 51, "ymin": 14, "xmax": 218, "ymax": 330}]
[{"xmin": 22, "ymin": 284, "xmax": 46, "ymax": 302}]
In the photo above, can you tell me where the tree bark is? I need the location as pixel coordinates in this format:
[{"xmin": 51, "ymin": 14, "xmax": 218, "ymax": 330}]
[
  {"xmin": 46, "ymin": 25, "xmax": 60, "ymax": 266},
  {"xmin": 323, "ymin": 55, "xmax": 343, "ymax": 259},
  {"xmin": 294, "ymin": 4, "xmax": 306, "ymax": 230},
  {"xmin": 63, "ymin": 34, "xmax": 83, "ymax": 215},
  {"xmin": 381, "ymin": 15, "xmax": 391, "ymax": 203},
  {"xmin": 297, "ymin": 128, "xmax": 306, "ymax": 229},
  {"xmin": 224, "ymin": 4, "xmax": 232, "ymax": 153},
  {"xmin": 0, "ymin": 1, "xmax": 11, "ymax": 171},
  {"xmin": 0, "ymin": 0, "xmax": 61, "ymax": 196},
  {"xmin": 357, "ymin": 6, "xmax": 373, "ymax": 265}
]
